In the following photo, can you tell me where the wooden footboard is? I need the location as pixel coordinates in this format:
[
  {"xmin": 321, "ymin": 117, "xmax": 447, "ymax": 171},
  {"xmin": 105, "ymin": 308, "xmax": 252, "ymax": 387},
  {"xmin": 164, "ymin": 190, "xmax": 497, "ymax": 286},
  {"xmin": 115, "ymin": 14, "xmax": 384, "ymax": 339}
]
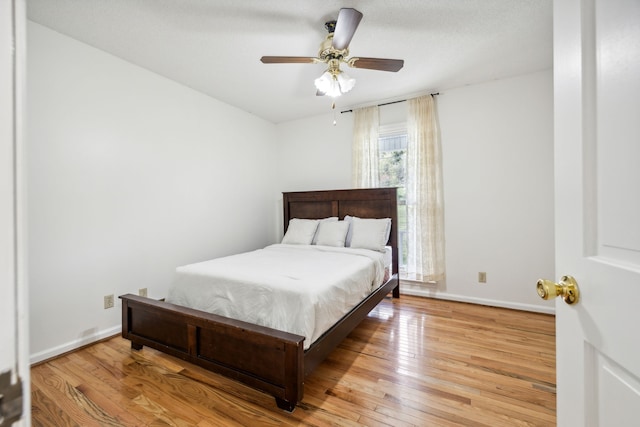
[
  {"xmin": 119, "ymin": 274, "xmax": 398, "ymax": 412},
  {"xmin": 120, "ymin": 294, "xmax": 305, "ymax": 411}
]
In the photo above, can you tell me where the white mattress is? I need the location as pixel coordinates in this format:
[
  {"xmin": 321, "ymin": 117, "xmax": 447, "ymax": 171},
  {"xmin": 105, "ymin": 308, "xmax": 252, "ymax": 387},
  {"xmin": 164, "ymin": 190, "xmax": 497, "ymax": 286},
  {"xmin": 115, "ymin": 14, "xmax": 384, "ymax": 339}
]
[{"xmin": 166, "ymin": 244, "xmax": 386, "ymax": 350}]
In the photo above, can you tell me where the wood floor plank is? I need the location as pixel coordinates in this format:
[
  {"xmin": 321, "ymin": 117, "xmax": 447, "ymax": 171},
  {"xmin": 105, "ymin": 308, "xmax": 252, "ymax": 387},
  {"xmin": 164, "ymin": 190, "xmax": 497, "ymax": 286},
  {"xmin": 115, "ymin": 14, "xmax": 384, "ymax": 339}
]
[
  {"xmin": 31, "ymin": 388, "xmax": 80, "ymax": 427},
  {"xmin": 47, "ymin": 358, "xmax": 148, "ymax": 426},
  {"xmin": 31, "ymin": 364, "xmax": 123, "ymax": 426},
  {"xmin": 31, "ymin": 295, "xmax": 555, "ymax": 426}
]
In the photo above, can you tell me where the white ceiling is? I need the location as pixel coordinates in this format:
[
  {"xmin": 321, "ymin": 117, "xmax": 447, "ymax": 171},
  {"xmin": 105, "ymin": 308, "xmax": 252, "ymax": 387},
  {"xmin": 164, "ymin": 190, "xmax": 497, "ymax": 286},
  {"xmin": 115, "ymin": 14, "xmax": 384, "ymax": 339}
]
[{"xmin": 27, "ymin": 0, "xmax": 553, "ymax": 124}]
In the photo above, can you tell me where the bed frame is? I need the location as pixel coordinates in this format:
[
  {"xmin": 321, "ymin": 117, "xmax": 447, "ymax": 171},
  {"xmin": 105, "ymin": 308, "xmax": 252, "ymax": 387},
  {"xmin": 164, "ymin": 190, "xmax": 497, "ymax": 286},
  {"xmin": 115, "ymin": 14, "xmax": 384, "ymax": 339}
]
[{"xmin": 120, "ymin": 188, "xmax": 399, "ymax": 411}]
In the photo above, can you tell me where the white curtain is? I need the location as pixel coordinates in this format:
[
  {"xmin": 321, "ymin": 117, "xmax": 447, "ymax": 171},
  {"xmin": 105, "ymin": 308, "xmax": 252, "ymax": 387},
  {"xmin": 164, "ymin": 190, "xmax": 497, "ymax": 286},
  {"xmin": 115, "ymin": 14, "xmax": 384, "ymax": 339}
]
[
  {"xmin": 351, "ymin": 105, "xmax": 380, "ymax": 188},
  {"xmin": 406, "ymin": 95, "xmax": 445, "ymax": 281}
]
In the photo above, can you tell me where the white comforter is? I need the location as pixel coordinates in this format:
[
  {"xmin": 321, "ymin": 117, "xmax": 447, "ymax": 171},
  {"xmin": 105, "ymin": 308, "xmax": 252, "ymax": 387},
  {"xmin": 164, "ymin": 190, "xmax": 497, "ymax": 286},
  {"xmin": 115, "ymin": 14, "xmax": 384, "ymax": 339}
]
[{"xmin": 166, "ymin": 244, "xmax": 386, "ymax": 350}]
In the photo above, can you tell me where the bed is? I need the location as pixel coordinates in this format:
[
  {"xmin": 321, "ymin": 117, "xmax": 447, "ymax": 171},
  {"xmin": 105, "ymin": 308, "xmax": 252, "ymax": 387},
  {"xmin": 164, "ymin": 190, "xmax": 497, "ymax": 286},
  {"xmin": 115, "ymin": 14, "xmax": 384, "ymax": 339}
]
[{"xmin": 119, "ymin": 188, "xmax": 399, "ymax": 411}]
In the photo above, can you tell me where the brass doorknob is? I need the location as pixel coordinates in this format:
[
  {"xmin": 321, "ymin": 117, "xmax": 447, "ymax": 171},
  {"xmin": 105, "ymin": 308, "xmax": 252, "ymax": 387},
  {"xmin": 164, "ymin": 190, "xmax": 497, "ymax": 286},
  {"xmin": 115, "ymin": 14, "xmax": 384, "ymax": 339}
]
[{"xmin": 536, "ymin": 275, "xmax": 580, "ymax": 305}]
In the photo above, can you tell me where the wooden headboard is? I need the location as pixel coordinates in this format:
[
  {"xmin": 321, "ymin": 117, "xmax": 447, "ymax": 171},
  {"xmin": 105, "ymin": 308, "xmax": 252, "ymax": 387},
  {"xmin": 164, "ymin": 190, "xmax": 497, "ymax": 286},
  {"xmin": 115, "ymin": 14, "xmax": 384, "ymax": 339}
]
[{"xmin": 282, "ymin": 188, "xmax": 399, "ymax": 278}]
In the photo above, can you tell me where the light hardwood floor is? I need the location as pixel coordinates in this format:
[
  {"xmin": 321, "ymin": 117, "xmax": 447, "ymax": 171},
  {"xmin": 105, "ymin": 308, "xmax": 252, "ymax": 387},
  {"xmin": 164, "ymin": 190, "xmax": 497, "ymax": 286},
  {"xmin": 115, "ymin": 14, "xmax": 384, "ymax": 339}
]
[{"xmin": 31, "ymin": 295, "xmax": 556, "ymax": 426}]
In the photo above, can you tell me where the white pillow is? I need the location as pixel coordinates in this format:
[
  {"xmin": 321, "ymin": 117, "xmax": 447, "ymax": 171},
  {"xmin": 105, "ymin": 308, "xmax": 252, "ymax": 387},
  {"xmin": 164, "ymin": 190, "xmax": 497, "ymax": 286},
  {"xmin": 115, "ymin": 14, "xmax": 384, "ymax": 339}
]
[
  {"xmin": 281, "ymin": 218, "xmax": 319, "ymax": 245},
  {"xmin": 311, "ymin": 217, "xmax": 338, "ymax": 244},
  {"xmin": 314, "ymin": 220, "xmax": 350, "ymax": 247},
  {"xmin": 349, "ymin": 217, "xmax": 392, "ymax": 252},
  {"xmin": 344, "ymin": 215, "xmax": 392, "ymax": 247}
]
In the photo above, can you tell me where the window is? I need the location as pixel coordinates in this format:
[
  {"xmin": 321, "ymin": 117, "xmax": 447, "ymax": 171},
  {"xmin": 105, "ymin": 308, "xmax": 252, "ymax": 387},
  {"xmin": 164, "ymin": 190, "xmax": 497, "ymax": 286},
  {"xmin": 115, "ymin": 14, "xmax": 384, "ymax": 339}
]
[
  {"xmin": 378, "ymin": 124, "xmax": 408, "ymax": 273},
  {"xmin": 353, "ymin": 96, "xmax": 444, "ymax": 283}
]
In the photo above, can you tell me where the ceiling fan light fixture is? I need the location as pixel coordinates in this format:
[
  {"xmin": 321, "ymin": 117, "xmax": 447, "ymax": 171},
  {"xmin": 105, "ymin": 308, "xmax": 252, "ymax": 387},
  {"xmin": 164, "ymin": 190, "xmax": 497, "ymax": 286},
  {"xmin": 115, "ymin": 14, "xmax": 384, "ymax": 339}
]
[
  {"xmin": 314, "ymin": 70, "xmax": 340, "ymax": 97},
  {"xmin": 314, "ymin": 69, "xmax": 356, "ymax": 97},
  {"xmin": 336, "ymin": 71, "xmax": 356, "ymax": 93}
]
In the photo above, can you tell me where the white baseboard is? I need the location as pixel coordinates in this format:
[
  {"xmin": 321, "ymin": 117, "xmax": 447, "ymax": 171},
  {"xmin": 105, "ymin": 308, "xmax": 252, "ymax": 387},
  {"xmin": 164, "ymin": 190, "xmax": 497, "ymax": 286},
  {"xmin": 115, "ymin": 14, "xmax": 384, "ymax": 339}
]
[
  {"xmin": 30, "ymin": 325, "xmax": 121, "ymax": 365},
  {"xmin": 400, "ymin": 283, "xmax": 556, "ymax": 315}
]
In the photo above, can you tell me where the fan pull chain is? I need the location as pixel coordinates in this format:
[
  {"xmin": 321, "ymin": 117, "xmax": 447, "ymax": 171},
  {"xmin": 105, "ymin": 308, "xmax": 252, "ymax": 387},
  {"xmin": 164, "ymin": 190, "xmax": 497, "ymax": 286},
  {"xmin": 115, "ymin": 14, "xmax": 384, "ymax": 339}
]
[{"xmin": 332, "ymin": 101, "xmax": 337, "ymax": 126}]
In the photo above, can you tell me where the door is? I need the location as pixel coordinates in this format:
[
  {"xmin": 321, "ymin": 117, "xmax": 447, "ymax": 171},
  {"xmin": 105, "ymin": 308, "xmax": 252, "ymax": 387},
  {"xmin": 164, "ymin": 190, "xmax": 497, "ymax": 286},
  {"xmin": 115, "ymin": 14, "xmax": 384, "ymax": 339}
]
[
  {"xmin": 553, "ymin": 0, "xmax": 640, "ymax": 425},
  {"xmin": 0, "ymin": 0, "xmax": 28, "ymax": 425}
]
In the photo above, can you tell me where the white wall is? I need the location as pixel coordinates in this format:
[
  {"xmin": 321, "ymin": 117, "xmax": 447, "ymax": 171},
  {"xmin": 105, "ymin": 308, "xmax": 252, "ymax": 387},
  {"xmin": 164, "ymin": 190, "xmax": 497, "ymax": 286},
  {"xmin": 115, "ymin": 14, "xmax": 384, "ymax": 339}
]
[
  {"xmin": 437, "ymin": 71, "xmax": 555, "ymax": 312},
  {"xmin": 27, "ymin": 22, "xmax": 279, "ymax": 362},
  {"xmin": 278, "ymin": 70, "xmax": 555, "ymax": 313},
  {"xmin": 276, "ymin": 112, "xmax": 354, "ymax": 192}
]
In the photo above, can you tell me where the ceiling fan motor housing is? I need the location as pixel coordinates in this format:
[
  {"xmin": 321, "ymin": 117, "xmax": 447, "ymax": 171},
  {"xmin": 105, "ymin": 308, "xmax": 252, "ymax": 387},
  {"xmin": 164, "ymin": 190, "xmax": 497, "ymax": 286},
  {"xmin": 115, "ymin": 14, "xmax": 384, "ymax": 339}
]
[{"xmin": 318, "ymin": 33, "xmax": 349, "ymax": 62}]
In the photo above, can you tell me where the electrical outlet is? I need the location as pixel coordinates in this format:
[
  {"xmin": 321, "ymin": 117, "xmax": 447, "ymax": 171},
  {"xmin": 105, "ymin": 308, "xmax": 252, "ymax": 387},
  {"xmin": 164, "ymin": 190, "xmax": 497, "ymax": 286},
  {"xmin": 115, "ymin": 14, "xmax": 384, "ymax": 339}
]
[
  {"xmin": 104, "ymin": 294, "xmax": 115, "ymax": 309},
  {"xmin": 478, "ymin": 272, "xmax": 487, "ymax": 283},
  {"xmin": 138, "ymin": 288, "xmax": 148, "ymax": 297}
]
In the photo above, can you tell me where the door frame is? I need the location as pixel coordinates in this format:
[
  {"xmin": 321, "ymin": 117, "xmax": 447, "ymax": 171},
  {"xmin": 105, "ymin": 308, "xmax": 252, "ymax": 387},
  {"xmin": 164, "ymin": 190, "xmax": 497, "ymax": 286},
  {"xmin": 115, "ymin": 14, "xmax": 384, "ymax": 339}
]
[{"xmin": 1, "ymin": 0, "xmax": 29, "ymax": 425}]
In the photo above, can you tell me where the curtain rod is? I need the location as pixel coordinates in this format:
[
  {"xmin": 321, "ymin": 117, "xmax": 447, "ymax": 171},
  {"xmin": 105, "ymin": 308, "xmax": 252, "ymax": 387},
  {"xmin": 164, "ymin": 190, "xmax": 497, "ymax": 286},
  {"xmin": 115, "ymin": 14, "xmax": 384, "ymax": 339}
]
[{"xmin": 340, "ymin": 92, "xmax": 440, "ymax": 114}]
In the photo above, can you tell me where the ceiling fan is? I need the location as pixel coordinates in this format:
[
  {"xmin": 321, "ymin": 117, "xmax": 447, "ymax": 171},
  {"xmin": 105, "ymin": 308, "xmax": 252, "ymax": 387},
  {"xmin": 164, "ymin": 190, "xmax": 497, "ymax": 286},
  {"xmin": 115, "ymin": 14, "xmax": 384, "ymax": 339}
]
[{"xmin": 260, "ymin": 8, "xmax": 404, "ymax": 97}]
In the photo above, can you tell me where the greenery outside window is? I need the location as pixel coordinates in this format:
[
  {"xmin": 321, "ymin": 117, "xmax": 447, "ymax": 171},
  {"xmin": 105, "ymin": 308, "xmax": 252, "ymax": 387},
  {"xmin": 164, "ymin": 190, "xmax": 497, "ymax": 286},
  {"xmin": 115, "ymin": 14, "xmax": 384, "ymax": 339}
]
[{"xmin": 378, "ymin": 123, "xmax": 408, "ymax": 274}]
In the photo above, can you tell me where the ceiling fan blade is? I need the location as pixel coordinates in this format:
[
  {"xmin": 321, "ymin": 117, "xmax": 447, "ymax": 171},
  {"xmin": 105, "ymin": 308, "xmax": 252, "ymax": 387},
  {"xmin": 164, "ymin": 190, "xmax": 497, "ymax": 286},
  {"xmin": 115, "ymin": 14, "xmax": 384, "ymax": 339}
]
[
  {"xmin": 260, "ymin": 56, "xmax": 317, "ymax": 64},
  {"xmin": 332, "ymin": 8, "xmax": 363, "ymax": 50},
  {"xmin": 349, "ymin": 57, "xmax": 404, "ymax": 72}
]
